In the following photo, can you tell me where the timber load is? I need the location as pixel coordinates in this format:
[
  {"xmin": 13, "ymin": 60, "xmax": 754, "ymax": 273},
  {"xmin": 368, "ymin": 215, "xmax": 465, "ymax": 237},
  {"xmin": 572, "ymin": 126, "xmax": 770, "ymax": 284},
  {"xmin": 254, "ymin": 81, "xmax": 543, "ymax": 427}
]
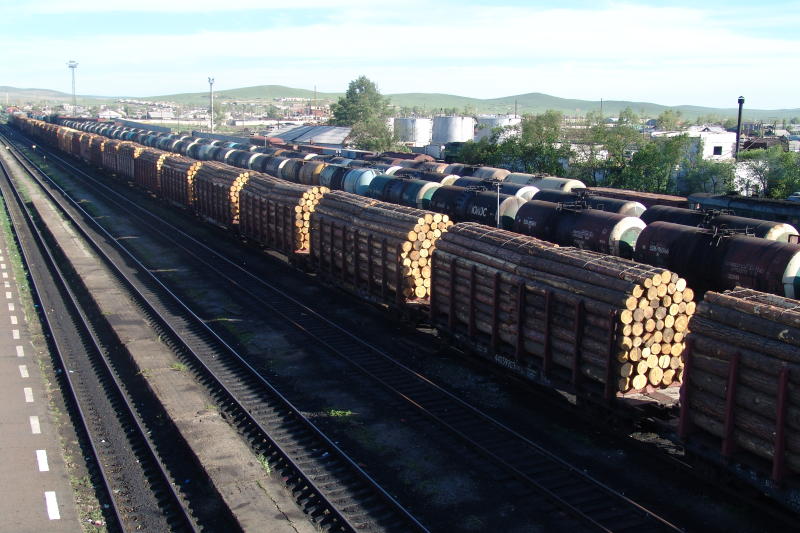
[
  {"xmin": 160, "ymin": 155, "xmax": 202, "ymax": 204},
  {"xmin": 192, "ymin": 161, "xmax": 250, "ymax": 227},
  {"xmin": 310, "ymin": 191, "xmax": 453, "ymax": 302},
  {"xmin": 101, "ymin": 139, "xmax": 126, "ymax": 174},
  {"xmin": 88, "ymin": 133, "xmax": 105, "ymax": 167},
  {"xmin": 681, "ymin": 287, "xmax": 800, "ymax": 481},
  {"xmin": 117, "ymin": 142, "xmax": 143, "ymax": 181},
  {"xmin": 134, "ymin": 148, "xmax": 170, "ymax": 194},
  {"xmin": 239, "ymin": 175, "xmax": 328, "ymax": 254},
  {"xmin": 79, "ymin": 132, "xmax": 100, "ymax": 164},
  {"xmin": 430, "ymin": 222, "xmax": 695, "ymax": 396}
]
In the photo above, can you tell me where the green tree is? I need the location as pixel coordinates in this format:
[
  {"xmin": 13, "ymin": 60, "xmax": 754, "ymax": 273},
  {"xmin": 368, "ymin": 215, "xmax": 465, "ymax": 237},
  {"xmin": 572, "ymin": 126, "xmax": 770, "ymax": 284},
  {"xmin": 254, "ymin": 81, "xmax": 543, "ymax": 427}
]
[
  {"xmin": 682, "ymin": 159, "xmax": 735, "ymax": 194},
  {"xmin": 656, "ymin": 109, "xmax": 683, "ymax": 131},
  {"xmin": 618, "ymin": 135, "xmax": 692, "ymax": 193},
  {"xmin": 618, "ymin": 107, "xmax": 639, "ymax": 126},
  {"xmin": 349, "ymin": 117, "xmax": 407, "ymax": 152},
  {"xmin": 330, "ymin": 76, "xmax": 391, "ymax": 126},
  {"xmin": 738, "ymin": 147, "xmax": 800, "ymax": 198}
]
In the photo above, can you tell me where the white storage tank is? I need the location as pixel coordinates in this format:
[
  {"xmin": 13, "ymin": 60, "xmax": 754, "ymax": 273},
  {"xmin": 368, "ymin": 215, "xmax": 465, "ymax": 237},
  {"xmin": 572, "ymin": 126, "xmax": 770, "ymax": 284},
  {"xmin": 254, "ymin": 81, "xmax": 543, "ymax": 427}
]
[
  {"xmin": 393, "ymin": 118, "xmax": 433, "ymax": 147},
  {"xmin": 474, "ymin": 115, "xmax": 521, "ymax": 142},
  {"xmin": 432, "ymin": 116, "xmax": 476, "ymax": 144}
]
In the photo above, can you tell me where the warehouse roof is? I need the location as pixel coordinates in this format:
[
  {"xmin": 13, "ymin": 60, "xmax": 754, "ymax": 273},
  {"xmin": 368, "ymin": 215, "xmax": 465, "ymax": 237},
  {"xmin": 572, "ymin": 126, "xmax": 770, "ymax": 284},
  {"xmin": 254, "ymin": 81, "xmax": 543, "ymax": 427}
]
[{"xmin": 272, "ymin": 125, "xmax": 351, "ymax": 146}]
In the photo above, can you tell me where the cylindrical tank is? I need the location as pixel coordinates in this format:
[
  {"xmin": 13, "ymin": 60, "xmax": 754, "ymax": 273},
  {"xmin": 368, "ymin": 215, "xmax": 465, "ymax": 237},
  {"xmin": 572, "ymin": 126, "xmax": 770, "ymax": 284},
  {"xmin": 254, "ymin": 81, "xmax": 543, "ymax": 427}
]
[
  {"xmin": 280, "ymin": 159, "xmax": 305, "ymax": 182},
  {"xmin": 465, "ymin": 166, "xmax": 511, "ymax": 181},
  {"xmin": 514, "ymin": 201, "xmax": 644, "ymax": 257},
  {"xmin": 342, "ymin": 168, "xmax": 378, "ymax": 195},
  {"xmin": 432, "ymin": 116, "xmax": 476, "ymax": 144},
  {"xmin": 642, "ymin": 206, "xmax": 799, "ymax": 242},
  {"xmin": 365, "ymin": 174, "xmax": 397, "ymax": 200},
  {"xmin": 263, "ymin": 156, "xmax": 290, "ymax": 178},
  {"xmin": 428, "ymin": 186, "xmax": 471, "ymax": 220},
  {"xmin": 635, "ymin": 221, "xmax": 800, "ymax": 297},
  {"xmin": 451, "ymin": 177, "xmax": 539, "ymax": 200},
  {"xmin": 247, "ymin": 153, "xmax": 269, "ymax": 171},
  {"xmin": 393, "ymin": 118, "xmax": 433, "ymax": 147},
  {"xmin": 640, "ymin": 205, "xmax": 706, "ymax": 227},
  {"xmin": 720, "ymin": 238, "xmax": 800, "ymax": 297},
  {"xmin": 417, "ymin": 161, "xmax": 449, "ymax": 174},
  {"xmin": 504, "ymin": 173, "xmax": 586, "ymax": 192},
  {"xmin": 298, "ymin": 160, "xmax": 328, "ymax": 185},
  {"xmin": 398, "ymin": 180, "xmax": 441, "ymax": 209},
  {"xmin": 531, "ymin": 190, "xmax": 646, "ymax": 216},
  {"xmin": 474, "ymin": 115, "xmax": 521, "ymax": 141},
  {"xmin": 392, "ymin": 168, "xmax": 456, "ymax": 183},
  {"xmin": 319, "ymin": 165, "xmax": 350, "ymax": 190},
  {"xmin": 461, "ymin": 192, "xmax": 524, "ymax": 230}
]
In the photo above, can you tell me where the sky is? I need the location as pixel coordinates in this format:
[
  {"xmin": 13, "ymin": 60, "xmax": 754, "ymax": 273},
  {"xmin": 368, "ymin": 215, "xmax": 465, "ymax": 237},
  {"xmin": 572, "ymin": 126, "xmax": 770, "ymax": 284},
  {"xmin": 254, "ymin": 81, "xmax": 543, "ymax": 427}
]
[{"xmin": 1, "ymin": 0, "xmax": 798, "ymax": 109}]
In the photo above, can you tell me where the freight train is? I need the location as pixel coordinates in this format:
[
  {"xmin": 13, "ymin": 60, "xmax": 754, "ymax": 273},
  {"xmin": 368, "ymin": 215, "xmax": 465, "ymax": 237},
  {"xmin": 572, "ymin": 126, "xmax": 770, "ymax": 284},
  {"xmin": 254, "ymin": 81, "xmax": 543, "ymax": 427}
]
[
  {"xmin": 7, "ymin": 114, "xmax": 800, "ymax": 513},
  {"xmin": 50, "ymin": 117, "xmax": 800, "ymax": 300}
]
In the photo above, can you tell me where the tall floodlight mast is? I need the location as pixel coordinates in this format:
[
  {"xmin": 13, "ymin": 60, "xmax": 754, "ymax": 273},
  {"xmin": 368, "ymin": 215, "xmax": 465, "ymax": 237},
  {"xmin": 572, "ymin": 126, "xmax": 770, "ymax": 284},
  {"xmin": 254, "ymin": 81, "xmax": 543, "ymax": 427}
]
[
  {"xmin": 208, "ymin": 77, "xmax": 215, "ymax": 133},
  {"xmin": 67, "ymin": 60, "xmax": 78, "ymax": 112}
]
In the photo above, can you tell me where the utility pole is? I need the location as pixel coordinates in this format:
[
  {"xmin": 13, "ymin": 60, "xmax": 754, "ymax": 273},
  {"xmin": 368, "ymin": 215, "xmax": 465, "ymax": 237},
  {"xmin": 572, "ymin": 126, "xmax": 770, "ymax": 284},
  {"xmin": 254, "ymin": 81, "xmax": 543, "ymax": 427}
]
[
  {"xmin": 208, "ymin": 77, "xmax": 215, "ymax": 133},
  {"xmin": 67, "ymin": 60, "xmax": 78, "ymax": 113},
  {"xmin": 735, "ymin": 96, "xmax": 745, "ymax": 161}
]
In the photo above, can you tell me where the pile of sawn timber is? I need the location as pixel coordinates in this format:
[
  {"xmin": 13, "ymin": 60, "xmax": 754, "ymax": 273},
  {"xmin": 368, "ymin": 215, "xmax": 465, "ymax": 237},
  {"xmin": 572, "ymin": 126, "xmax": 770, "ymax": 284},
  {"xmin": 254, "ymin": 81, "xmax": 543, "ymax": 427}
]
[
  {"xmin": 683, "ymin": 288, "xmax": 800, "ymax": 475},
  {"xmin": 311, "ymin": 191, "xmax": 452, "ymax": 300},
  {"xmin": 430, "ymin": 222, "xmax": 694, "ymax": 394}
]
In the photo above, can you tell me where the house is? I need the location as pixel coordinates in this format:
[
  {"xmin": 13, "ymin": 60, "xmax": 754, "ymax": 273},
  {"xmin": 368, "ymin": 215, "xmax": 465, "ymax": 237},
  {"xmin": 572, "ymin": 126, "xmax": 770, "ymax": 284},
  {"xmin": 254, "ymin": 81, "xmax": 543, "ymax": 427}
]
[{"xmin": 652, "ymin": 125, "xmax": 736, "ymax": 160}]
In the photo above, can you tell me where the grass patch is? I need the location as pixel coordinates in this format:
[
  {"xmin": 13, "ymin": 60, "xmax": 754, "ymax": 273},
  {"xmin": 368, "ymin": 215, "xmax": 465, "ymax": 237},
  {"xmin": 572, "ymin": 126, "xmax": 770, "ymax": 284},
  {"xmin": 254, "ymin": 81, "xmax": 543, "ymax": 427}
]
[
  {"xmin": 326, "ymin": 408, "xmax": 354, "ymax": 418},
  {"xmin": 256, "ymin": 453, "xmax": 272, "ymax": 476},
  {"xmin": 169, "ymin": 362, "xmax": 188, "ymax": 372}
]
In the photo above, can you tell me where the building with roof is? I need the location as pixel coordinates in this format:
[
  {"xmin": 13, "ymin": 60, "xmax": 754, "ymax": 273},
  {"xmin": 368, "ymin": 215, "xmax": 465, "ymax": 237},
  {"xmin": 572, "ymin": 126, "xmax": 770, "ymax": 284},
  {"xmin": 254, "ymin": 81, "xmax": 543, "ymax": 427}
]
[{"xmin": 270, "ymin": 125, "xmax": 351, "ymax": 148}]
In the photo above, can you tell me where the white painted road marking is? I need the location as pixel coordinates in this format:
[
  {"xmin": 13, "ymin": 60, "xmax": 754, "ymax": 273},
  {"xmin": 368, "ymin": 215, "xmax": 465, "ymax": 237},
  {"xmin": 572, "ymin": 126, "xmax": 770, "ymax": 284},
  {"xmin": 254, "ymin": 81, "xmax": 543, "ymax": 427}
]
[
  {"xmin": 12, "ymin": 329, "xmax": 20, "ymax": 339},
  {"xmin": 8, "ymin": 302, "xmax": 14, "ymax": 311},
  {"xmin": 1, "ymin": 263, "xmax": 6, "ymax": 269},
  {"xmin": 16, "ymin": 345, "xmax": 24, "ymax": 357},
  {"xmin": 44, "ymin": 491, "xmax": 60, "ymax": 520},
  {"xmin": 2, "ymin": 272, "xmax": 7, "ymax": 279},
  {"xmin": 10, "ymin": 315, "xmax": 17, "ymax": 324},
  {"xmin": 5, "ymin": 291, "xmax": 11, "ymax": 299},
  {"xmin": 30, "ymin": 415, "xmax": 41, "ymax": 434},
  {"xmin": 36, "ymin": 450, "xmax": 49, "ymax": 472},
  {"xmin": 24, "ymin": 387, "xmax": 33, "ymax": 403},
  {"xmin": 19, "ymin": 364, "xmax": 28, "ymax": 378},
  {"xmin": 4, "ymin": 281, "xmax": 9, "ymax": 287}
]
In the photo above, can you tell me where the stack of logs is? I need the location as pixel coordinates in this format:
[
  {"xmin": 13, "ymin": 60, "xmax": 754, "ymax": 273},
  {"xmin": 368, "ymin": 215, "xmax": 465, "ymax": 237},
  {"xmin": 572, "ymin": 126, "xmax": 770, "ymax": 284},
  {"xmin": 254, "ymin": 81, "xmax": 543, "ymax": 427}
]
[
  {"xmin": 311, "ymin": 191, "xmax": 452, "ymax": 301},
  {"xmin": 430, "ymin": 222, "xmax": 694, "ymax": 395},
  {"xmin": 239, "ymin": 175, "xmax": 329, "ymax": 253},
  {"xmin": 192, "ymin": 161, "xmax": 251, "ymax": 227},
  {"xmin": 682, "ymin": 287, "xmax": 800, "ymax": 477},
  {"xmin": 134, "ymin": 148, "xmax": 170, "ymax": 194},
  {"xmin": 89, "ymin": 135, "xmax": 105, "ymax": 167},
  {"xmin": 78, "ymin": 133, "xmax": 99, "ymax": 164},
  {"xmin": 160, "ymin": 155, "xmax": 202, "ymax": 204},
  {"xmin": 117, "ymin": 143, "xmax": 143, "ymax": 181},
  {"xmin": 101, "ymin": 139, "xmax": 123, "ymax": 174}
]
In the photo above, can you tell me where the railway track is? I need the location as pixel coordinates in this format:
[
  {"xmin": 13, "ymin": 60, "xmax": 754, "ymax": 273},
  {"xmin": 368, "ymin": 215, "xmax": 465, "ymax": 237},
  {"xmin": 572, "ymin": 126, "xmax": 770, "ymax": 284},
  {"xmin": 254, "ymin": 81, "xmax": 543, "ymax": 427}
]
[
  {"xmin": 0, "ymin": 128, "xmax": 427, "ymax": 533},
  {"xmin": 3, "ymin": 126, "xmax": 683, "ymax": 532},
  {"xmin": 0, "ymin": 144, "xmax": 206, "ymax": 531}
]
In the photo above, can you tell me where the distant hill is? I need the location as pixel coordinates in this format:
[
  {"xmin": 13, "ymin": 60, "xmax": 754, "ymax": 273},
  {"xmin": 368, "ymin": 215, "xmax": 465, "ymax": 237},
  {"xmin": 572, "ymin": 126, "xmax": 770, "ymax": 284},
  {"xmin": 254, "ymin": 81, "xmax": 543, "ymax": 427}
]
[{"xmin": 2, "ymin": 84, "xmax": 798, "ymax": 121}]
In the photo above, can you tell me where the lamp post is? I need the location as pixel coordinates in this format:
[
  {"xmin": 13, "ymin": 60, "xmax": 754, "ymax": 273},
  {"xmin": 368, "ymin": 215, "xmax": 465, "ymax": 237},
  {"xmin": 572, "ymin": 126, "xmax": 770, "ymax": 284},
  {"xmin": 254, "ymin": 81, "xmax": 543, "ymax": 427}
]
[
  {"xmin": 67, "ymin": 60, "xmax": 78, "ymax": 113},
  {"xmin": 208, "ymin": 77, "xmax": 215, "ymax": 133},
  {"xmin": 735, "ymin": 96, "xmax": 745, "ymax": 161}
]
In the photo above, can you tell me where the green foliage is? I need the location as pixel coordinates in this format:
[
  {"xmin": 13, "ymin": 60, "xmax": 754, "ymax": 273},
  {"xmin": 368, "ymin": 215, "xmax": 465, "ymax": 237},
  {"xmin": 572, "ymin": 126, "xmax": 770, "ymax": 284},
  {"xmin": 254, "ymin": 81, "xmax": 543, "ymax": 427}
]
[
  {"xmin": 456, "ymin": 111, "xmax": 570, "ymax": 174},
  {"xmin": 656, "ymin": 109, "xmax": 683, "ymax": 131},
  {"xmin": 349, "ymin": 117, "xmax": 407, "ymax": 152},
  {"xmin": 614, "ymin": 135, "xmax": 692, "ymax": 193},
  {"xmin": 738, "ymin": 147, "xmax": 800, "ymax": 198},
  {"xmin": 682, "ymin": 159, "xmax": 736, "ymax": 194},
  {"xmin": 330, "ymin": 76, "xmax": 392, "ymax": 127}
]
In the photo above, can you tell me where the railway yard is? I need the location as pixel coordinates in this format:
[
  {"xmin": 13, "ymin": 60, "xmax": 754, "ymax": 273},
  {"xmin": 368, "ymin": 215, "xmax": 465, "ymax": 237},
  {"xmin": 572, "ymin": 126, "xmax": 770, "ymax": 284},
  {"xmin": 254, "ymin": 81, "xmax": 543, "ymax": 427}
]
[{"xmin": 1, "ymin": 116, "xmax": 799, "ymax": 532}]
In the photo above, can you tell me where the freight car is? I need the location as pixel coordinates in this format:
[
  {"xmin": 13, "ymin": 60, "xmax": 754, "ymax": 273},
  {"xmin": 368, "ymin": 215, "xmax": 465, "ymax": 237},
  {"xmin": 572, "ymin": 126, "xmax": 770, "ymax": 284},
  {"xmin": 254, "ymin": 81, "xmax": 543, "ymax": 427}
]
[
  {"xmin": 12, "ymin": 115, "xmax": 800, "ymax": 513},
  {"xmin": 640, "ymin": 205, "xmax": 799, "ymax": 242},
  {"xmin": 49, "ymin": 118, "xmax": 800, "ymax": 289},
  {"xmin": 688, "ymin": 193, "xmax": 800, "ymax": 228}
]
